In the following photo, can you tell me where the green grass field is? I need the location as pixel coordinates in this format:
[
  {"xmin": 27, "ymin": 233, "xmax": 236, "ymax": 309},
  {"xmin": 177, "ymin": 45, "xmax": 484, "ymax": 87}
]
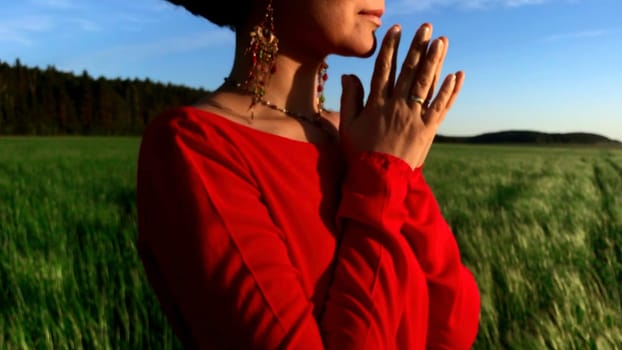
[{"xmin": 1, "ymin": 137, "xmax": 621, "ymax": 349}]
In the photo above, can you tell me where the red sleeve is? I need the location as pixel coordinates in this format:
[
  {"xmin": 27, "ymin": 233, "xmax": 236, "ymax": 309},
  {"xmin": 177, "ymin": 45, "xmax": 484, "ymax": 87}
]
[
  {"xmin": 402, "ymin": 168, "xmax": 480, "ymax": 350},
  {"xmin": 137, "ymin": 111, "xmax": 418, "ymax": 349},
  {"xmin": 323, "ymin": 151, "xmax": 416, "ymax": 349}
]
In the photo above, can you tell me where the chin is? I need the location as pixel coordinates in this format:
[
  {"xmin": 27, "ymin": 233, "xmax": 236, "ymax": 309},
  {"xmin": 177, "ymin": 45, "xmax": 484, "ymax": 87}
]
[{"xmin": 338, "ymin": 33, "xmax": 378, "ymax": 58}]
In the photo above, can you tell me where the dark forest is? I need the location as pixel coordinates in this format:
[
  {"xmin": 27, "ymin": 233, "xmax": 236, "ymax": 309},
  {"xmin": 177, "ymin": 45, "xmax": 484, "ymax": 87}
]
[
  {"xmin": 0, "ymin": 59, "xmax": 208, "ymax": 135},
  {"xmin": 2, "ymin": 59, "xmax": 619, "ymax": 144}
]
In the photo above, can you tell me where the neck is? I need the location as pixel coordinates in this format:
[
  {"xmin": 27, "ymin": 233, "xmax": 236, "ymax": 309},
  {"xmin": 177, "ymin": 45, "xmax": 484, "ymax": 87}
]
[{"xmin": 226, "ymin": 32, "xmax": 328, "ymax": 117}]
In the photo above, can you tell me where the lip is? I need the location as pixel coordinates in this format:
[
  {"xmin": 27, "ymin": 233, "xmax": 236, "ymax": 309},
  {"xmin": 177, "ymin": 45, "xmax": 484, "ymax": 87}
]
[{"xmin": 359, "ymin": 9, "xmax": 384, "ymax": 27}]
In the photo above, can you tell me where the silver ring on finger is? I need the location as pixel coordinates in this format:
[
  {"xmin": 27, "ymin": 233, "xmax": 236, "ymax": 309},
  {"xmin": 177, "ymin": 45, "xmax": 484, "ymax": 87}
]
[{"xmin": 409, "ymin": 95, "xmax": 425, "ymax": 106}]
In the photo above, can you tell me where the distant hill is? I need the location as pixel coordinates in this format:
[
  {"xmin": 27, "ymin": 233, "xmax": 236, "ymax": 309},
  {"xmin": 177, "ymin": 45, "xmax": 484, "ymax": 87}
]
[{"xmin": 436, "ymin": 130, "xmax": 622, "ymax": 146}]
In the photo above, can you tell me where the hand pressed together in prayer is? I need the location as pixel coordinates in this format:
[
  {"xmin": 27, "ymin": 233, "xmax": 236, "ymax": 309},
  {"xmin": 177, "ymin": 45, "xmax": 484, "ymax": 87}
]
[{"xmin": 340, "ymin": 23, "xmax": 465, "ymax": 169}]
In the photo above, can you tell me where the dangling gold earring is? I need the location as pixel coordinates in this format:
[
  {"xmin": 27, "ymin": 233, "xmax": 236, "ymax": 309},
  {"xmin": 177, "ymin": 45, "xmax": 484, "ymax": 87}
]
[{"xmin": 243, "ymin": 0, "xmax": 279, "ymax": 112}]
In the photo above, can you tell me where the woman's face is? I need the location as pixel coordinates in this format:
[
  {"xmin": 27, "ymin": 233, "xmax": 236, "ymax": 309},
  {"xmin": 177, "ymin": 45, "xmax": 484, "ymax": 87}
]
[{"xmin": 274, "ymin": 0, "xmax": 385, "ymax": 58}]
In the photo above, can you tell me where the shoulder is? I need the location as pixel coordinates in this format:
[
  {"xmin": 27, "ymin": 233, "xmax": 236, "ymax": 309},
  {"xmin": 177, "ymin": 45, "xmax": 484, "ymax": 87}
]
[
  {"xmin": 142, "ymin": 106, "xmax": 237, "ymax": 150},
  {"xmin": 143, "ymin": 106, "xmax": 211, "ymax": 139},
  {"xmin": 138, "ymin": 106, "xmax": 258, "ymax": 191},
  {"xmin": 140, "ymin": 106, "xmax": 247, "ymax": 167}
]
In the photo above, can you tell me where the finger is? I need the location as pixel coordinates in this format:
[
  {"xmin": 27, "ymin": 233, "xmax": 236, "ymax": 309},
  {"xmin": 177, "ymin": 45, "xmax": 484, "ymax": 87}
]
[
  {"xmin": 425, "ymin": 36, "xmax": 448, "ymax": 104},
  {"xmin": 445, "ymin": 71, "xmax": 465, "ymax": 110},
  {"xmin": 387, "ymin": 37, "xmax": 399, "ymax": 98},
  {"xmin": 368, "ymin": 25, "xmax": 401, "ymax": 105},
  {"xmin": 407, "ymin": 38, "xmax": 444, "ymax": 109},
  {"xmin": 339, "ymin": 74, "xmax": 365, "ymax": 131},
  {"xmin": 394, "ymin": 23, "xmax": 432, "ymax": 99},
  {"xmin": 425, "ymin": 73, "xmax": 456, "ymax": 125}
]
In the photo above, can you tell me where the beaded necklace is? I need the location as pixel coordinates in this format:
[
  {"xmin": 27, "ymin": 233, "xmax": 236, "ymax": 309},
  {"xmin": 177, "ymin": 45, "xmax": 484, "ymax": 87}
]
[{"xmin": 223, "ymin": 77, "xmax": 328, "ymax": 129}]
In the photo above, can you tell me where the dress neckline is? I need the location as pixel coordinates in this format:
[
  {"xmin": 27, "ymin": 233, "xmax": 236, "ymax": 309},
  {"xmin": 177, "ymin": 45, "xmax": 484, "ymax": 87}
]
[{"xmin": 182, "ymin": 106, "xmax": 338, "ymax": 149}]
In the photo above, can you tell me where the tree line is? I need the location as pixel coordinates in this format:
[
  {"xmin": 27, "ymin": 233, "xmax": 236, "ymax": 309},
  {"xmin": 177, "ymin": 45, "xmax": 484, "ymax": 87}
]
[{"xmin": 0, "ymin": 59, "xmax": 208, "ymax": 135}]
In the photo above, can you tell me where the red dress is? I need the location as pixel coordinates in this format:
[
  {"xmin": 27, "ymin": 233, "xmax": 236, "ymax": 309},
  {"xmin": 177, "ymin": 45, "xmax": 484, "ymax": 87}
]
[{"xmin": 137, "ymin": 107, "xmax": 480, "ymax": 349}]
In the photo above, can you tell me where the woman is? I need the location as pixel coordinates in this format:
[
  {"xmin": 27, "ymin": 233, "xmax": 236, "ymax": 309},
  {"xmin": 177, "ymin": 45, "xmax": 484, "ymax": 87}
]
[{"xmin": 137, "ymin": 0, "xmax": 480, "ymax": 348}]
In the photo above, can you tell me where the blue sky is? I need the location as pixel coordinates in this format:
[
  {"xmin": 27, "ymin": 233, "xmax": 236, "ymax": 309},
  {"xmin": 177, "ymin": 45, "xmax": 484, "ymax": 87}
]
[{"xmin": 2, "ymin": 0, "xmax": 621, "ymax": 141}]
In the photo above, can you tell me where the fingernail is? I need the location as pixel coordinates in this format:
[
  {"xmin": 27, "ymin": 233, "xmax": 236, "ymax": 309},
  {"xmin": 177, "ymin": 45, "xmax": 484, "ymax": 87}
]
[
  {"xmin": 419, "ymin": 24, "xmax": 431, "ymax": 37},
  {"xmin": 393, "ymin": 25, "xmax": 401, "ymax": 36}
]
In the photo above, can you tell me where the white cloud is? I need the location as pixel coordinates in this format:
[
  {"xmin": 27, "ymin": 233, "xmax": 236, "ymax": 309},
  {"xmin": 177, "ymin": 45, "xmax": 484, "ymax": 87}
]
[
  {"xmin": 0, "ymin": 15, "xmax": 55, "ymax": 46},
  {"xmin": 0, "ymin": 31, "xmax": 32, "ymax": 46},
  {"xmin": 68, "ymin": 18, "xmax": 102, "ymax": 32},
  {"xmin": 116, "ymin": 13, "xmax": 160, "ymax": 29},
  {"xmin": 30, "ymin": 0, "xmax": 76, "ymax": 9},
  {"xmin": 390, "ymin": 0, "xmax": 569, "ymax": 13},
  {"xmin": 505, "ymin": 0, "xmax": 547, "ymax": 7},
  {"xmin": 7, "ymin": 15, "xmax": 54, "ymax": 32},
  {"xmin": 0, "ymin": 14, "xmax": 105, "ymax": 46},
  {"xmin": 151, "ymin": 1, "xmax": 176, "ymax": 12},
  {"xmin": 543, "ymin": 29, "xmax": 608, "ymax": 42},
  {"xmin": 64, "ymin": 29, "xmax": 233, "ymax": 68}
]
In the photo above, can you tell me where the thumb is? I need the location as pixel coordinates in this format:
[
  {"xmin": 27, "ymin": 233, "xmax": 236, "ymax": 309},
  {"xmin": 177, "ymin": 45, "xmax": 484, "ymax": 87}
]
[{"xmin": 339, "ymin": 74, "xmax": 364, "ymax": 131}]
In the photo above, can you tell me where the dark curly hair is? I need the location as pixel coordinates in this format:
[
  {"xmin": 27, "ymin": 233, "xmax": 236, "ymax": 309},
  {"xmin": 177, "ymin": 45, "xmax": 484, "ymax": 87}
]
[{"xmin": 165, "ymin": 0, "xmax": 253, "ymax": 30}]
